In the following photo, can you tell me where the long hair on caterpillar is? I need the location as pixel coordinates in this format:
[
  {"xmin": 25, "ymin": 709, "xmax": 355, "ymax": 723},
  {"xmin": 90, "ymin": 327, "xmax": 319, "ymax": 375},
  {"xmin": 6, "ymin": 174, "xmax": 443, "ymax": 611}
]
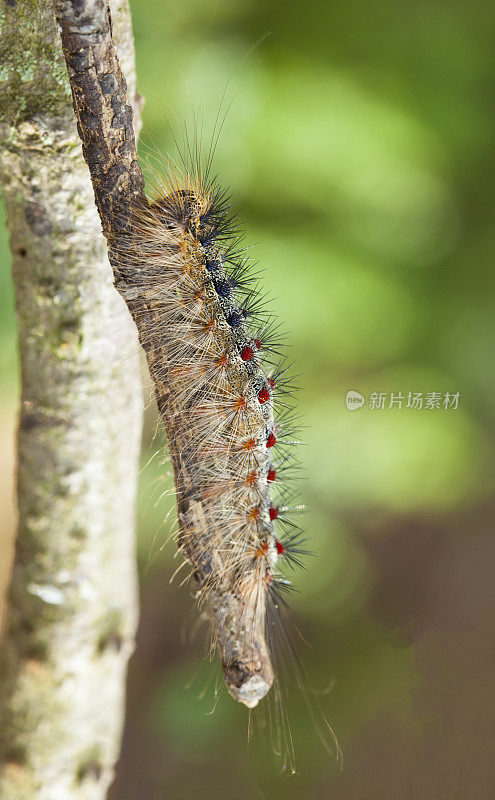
[
  {"xmin": 172, "ymin": 588, "xmax": 342, "ymax": 777},
  {"xmin": 111, "ymin": 78, "xmax": 341, "ymax": 769}
]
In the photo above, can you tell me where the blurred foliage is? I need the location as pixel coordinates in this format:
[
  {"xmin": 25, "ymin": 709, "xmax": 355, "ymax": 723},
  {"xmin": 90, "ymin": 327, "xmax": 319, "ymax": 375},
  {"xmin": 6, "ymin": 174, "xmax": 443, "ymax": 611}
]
[{"xmin": 2, "ymin": 0, "xmax": 495, "ymax": 796}]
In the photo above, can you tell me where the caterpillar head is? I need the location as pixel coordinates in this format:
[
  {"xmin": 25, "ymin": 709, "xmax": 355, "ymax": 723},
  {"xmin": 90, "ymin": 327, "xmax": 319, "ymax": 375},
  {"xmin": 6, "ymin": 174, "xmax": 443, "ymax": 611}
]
[{"xmin": 157, "ymin": 189, "xmax": 214, "ymax": 241}]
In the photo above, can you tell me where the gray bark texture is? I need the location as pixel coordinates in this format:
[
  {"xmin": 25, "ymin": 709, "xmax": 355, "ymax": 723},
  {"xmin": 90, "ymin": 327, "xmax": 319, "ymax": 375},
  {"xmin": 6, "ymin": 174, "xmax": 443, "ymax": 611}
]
[{"xmin": 0, "ymin": 2, "xmax": 143, "ymax": 799}]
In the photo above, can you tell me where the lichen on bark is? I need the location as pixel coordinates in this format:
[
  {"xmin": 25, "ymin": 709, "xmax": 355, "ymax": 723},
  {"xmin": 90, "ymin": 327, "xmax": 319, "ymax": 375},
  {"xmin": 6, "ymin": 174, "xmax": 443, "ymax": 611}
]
[{"xmin": 0, "ymin": 2, "xmax": 143, "ymax": 799}]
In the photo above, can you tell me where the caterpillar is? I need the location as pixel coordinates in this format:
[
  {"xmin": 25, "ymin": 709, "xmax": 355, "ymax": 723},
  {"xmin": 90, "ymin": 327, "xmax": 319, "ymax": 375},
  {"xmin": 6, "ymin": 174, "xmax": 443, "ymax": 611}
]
[{"xmin": 114, "ymin": 146, "xmax": 336, "ymax": 769}]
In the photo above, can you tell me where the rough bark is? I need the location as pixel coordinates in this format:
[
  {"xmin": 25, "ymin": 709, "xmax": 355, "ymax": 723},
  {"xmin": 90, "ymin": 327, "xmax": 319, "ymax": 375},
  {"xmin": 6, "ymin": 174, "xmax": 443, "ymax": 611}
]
[
  {"xmin": 52, "ymin": 0, "xmax": 274, "ymax": 707},
  {"xmin": 0, "ymin": 2, "xmax": 143, "ymax": 799}
]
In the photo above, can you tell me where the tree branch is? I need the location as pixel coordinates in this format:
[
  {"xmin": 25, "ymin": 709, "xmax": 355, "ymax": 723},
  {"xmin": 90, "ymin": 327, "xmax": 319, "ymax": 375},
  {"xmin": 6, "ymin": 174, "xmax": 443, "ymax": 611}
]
[
  {"xmin": 54, "ymin": 0, "xmax": 145, "ymax": 240},
  {"xmin": 0, "ymin": 1, "xmax": 142, "ymax": 798}
]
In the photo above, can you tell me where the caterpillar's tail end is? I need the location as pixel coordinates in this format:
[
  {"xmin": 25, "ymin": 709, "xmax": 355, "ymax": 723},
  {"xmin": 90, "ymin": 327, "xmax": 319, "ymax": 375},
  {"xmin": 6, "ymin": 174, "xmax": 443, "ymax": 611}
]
[
  {"xmin": 206, "ymin": 585, "xmax": 274, "ymax": 708},
  {"xmin": 224, "ymin": 659, "xmax": 274, "ymax": 708},
  {"xmin": 229, "ymin": 675, "xmax": 272, "ymax": 708}
]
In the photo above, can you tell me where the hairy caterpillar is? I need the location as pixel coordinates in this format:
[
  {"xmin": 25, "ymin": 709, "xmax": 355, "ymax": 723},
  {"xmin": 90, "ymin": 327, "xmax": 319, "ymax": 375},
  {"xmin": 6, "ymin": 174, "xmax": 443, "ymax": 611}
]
[
  {"xmin": 117, "ymin": 155, "xmax": 302, "ymax": 696},
  {"xmin": 113, "ymin": 142, "xmax": 338, "ymax": 769}
]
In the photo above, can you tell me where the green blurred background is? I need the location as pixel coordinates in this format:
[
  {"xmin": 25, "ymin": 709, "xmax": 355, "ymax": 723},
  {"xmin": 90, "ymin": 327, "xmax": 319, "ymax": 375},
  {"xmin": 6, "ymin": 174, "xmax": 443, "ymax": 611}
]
[{"xmin": 2, "ymin": 0, "xmax": 495, "ymax": 797}]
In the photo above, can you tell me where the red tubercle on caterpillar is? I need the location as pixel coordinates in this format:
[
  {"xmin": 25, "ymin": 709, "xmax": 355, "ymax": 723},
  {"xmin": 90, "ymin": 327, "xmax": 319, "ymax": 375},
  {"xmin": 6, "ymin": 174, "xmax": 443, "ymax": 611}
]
[
  {"xmin": 258, "ymin": 386, "xmax": 270, "ymax": 404},
  {"xmin": 254, "ymin": 339, "xmax": 262, "ymax": 350},
  {"xmin": 241, "ymin": 346, "xmax": 254, "ymax": 361},
  {"xmin": 266, "ymin": 432, "xmax": 277, "ymax": 448},
  {"xmin": 268, "ymin": 378, "xmax": 276, "ymax": 389},
  {"xmin": 267, "ymin": 467, "xmax": 277, "ymax": 483},
  {"xmin": 269, "ymin": 506, "xmax": 279, "ymax": 521},
  {"xmin": 243, "ymin": 437, "xmax": 257, "ymax": 451},
  {"xmin": 275, "ymin": 539, "xmax": 286, "ymax": 555},
  {"xmin": 248, "ymin": 505, "xmax": 261, "ymax": 522}
]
